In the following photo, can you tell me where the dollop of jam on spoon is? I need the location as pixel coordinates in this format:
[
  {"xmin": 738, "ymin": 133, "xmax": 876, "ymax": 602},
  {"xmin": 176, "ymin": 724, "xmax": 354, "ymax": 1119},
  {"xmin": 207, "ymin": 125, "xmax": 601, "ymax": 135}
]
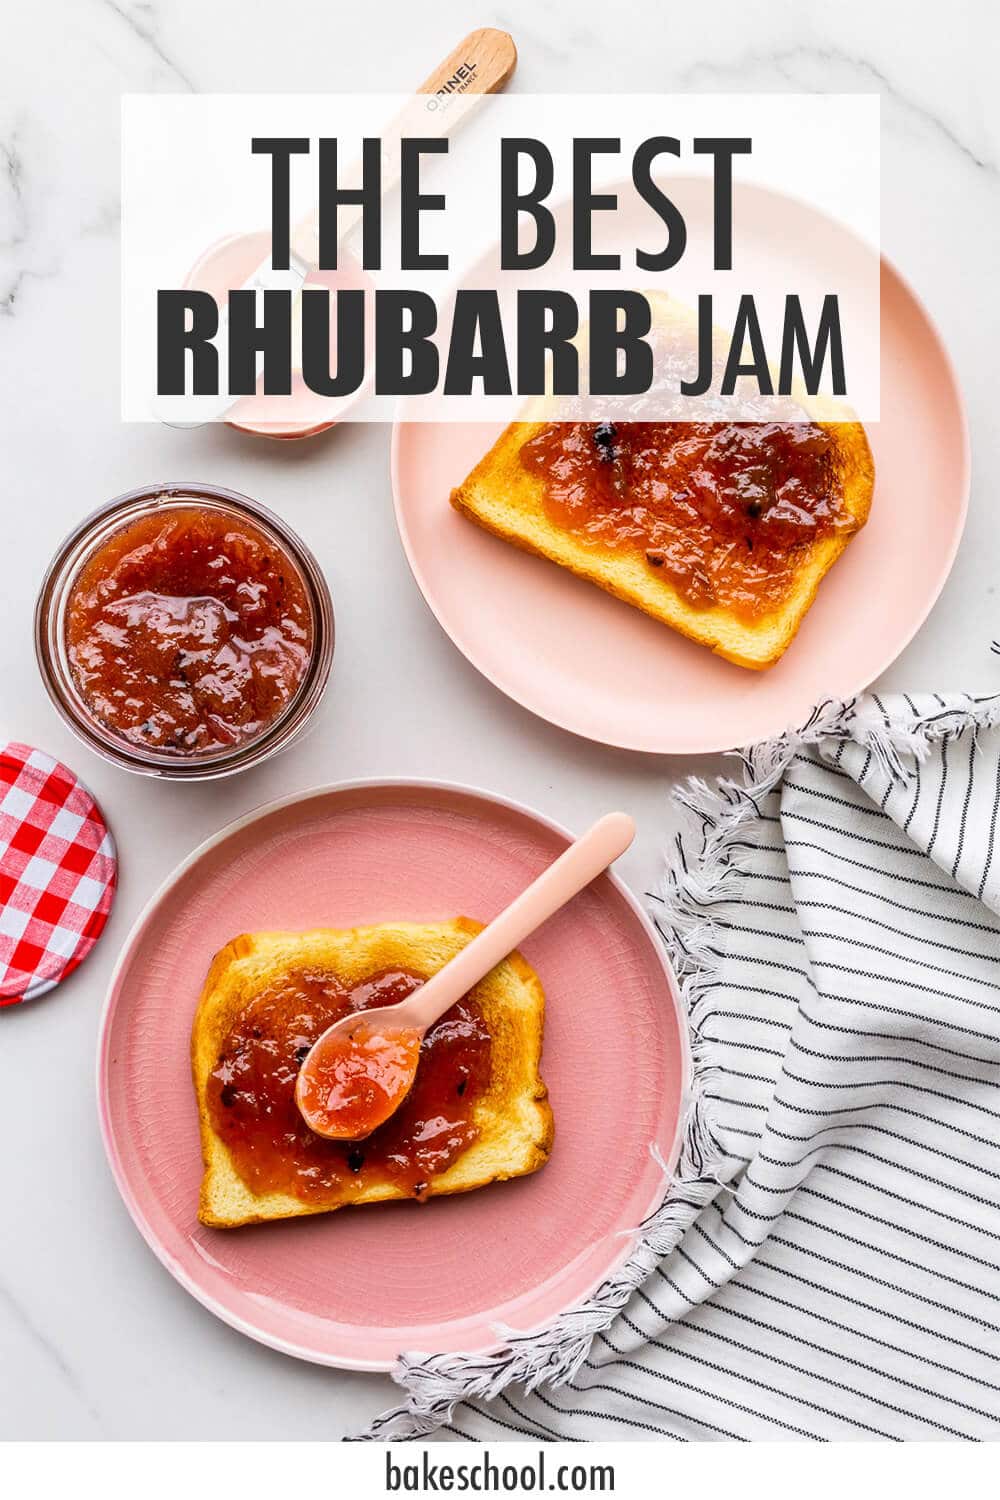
[{"xmin": 294, "ymin": 1020, "xmax": 423, "ymax": 1140}]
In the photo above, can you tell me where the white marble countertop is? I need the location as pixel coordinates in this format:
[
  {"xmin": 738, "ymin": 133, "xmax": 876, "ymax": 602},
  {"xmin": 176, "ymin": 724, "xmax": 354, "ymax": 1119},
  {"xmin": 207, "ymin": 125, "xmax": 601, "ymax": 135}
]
[{"xmin": 1, "ymin": 0, "xmax": 997, "ymax": 1441}]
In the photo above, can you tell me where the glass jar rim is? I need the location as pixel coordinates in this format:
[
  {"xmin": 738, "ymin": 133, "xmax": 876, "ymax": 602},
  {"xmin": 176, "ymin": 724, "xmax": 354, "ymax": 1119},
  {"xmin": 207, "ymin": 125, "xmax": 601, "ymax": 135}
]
[{"xmin": 34, "ymin": 482, "xmax": 335, "ymax": 781}]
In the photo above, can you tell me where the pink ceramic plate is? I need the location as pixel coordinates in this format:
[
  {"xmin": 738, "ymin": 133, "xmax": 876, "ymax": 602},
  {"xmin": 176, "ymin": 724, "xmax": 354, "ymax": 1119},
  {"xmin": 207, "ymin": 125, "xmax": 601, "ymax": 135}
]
[
  {"xmin": 98, "ymin": 781, "xmax": 689, "ymax": 1370},
  {"xmin": 392, "ymin": 225, "xmax": 969, "ymax": 754}
]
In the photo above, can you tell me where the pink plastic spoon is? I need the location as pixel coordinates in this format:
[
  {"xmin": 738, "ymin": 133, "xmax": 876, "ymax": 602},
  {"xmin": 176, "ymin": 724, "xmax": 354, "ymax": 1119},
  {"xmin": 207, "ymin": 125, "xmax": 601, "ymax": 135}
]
[{"xmin": 294, "ymin": 811, "xmax": 636, "ymax": 1140}]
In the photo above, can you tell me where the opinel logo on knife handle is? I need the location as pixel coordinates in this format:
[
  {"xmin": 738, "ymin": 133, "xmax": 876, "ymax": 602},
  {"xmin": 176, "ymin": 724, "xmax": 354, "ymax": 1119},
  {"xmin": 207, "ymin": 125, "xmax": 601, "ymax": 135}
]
[{"xmin": 291, "ymin": 30, "xmax": 516, "ymax": 267}]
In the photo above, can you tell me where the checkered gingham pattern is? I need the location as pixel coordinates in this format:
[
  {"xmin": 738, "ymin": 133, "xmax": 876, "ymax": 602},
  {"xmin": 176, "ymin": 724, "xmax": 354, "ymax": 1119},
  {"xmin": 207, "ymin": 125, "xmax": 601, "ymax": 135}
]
[{"xmin": 0, "ymin": 742, "xmax": 117, "ymax": 1006}]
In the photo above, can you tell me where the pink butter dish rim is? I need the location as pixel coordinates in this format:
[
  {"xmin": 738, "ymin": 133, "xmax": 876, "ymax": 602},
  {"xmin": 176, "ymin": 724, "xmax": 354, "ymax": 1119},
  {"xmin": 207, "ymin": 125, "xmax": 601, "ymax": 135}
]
[{"xmin": 95, "ymin": 777, "xmax": 692, "ymax": 1370}]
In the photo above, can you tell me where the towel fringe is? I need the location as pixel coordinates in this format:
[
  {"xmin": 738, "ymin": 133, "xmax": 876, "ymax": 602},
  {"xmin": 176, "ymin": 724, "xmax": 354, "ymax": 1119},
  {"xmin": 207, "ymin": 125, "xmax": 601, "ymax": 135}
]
[
  {"xmin": 657, "ymin": 692, "xmax": 1000, "ymax": 1000},
  {"xmin": 355, "ymin": 691, "xmax": 1000, "ymax": 1443},
  {"xmin": 355, "ymin": 1055, "xmax": 726, "ymax": 1441}
]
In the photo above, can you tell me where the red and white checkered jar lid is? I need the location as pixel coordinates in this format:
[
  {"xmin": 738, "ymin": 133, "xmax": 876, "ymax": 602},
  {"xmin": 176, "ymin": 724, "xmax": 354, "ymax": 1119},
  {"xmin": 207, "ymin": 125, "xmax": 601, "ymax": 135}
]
[{"xmin": 0, "ymin": 742, "xmax": 117, "ymax": 1006}]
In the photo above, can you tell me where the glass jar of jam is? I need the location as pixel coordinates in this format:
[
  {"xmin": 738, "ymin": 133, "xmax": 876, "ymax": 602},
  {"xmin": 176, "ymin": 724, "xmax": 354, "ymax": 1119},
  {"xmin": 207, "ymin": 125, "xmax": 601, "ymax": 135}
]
[{"xmin": 35, "ymin": 484, "xmax": 334, "ymax": 779}]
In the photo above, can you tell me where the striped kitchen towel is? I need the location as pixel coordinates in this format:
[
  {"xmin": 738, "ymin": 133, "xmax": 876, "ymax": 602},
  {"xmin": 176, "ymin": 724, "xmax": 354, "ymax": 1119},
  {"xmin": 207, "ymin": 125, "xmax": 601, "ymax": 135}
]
[{"xmin": 363, "ymin": 690, "xmax": 1000, "ymax": 1442}]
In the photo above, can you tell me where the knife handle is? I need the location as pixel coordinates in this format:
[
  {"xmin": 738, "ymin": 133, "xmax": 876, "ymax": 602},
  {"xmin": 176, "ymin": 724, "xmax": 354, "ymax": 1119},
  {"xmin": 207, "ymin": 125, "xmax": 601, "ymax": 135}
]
[
  {"xmin": 405, "ymin": 813, "xmax": 636, "ymax": 1033},
  {"xmin": 291, "ymin": 29, "xmax": 517, "ymax": 267},
  {"xmin": 415, "ymin": 27, "xmax": 517, "ymax": 97}
]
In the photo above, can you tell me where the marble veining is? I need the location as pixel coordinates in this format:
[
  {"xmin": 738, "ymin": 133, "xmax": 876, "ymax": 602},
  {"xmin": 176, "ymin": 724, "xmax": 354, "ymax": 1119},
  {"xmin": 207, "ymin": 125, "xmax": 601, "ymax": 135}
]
[{"xmin": 1, "ymin": 0, "xmax": 998, "ymax": 1442}]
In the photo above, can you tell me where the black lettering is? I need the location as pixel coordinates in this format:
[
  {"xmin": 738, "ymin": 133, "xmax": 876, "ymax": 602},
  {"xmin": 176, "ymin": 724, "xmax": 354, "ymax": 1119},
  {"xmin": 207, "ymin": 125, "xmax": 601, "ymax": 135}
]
[
  {"xmin": 516, "ymin": 290, "xmax": 579, "ymax": 395},
  {"xmin": 693, "ymin": 137, "xmax": 751, "ymax": 269},
  {"xmin": 375, "ymin": 290, "xmax": 438, "ymax": 394},
  {"xmin": 680, "ymin": 295, "xmax": 714, "ymax": 396},
  {"xmin": 156, "ymin": 290, "xmax": 218, "ymax": 395},
  {"xmin": 227, "ymin": 288, "xmax": 292, "ymax": 395},
  {"xmin": 443, "ymin": 291, "xmax": 511, "ymax": 395},
  {"xmin": 318, "ymin": 137, "xmax": 382, "ymax": 270},
  {"xmin": 721, "ymin": 294, "xmax": 773, "ymax": 395},
  {"xmin": 573, "ymin": 139, "xmax": 620, "ymax": 270},
  {"xmin": 251, "ymin": 138, "xmax": 309, "ymax": 270},
  {"xmin": 421, "ymin": 1450, "xmax": 440, "ymax": 1492},
  {"xmin": 588, "ymin": 290, "xmax": 652, "ymax": 395},
  {"xmin": 400, "ymin": 139, "xmax": 449, "ymax": 270},
  {"xmin": 780, "ymin": 294, "xmax": 845, "ymax": 395},
  {"xmin": 300, "ymin": 288, "xmax": 365, "ymax": 396},
  {"xmin": 632, "ymin": 137, "xmax": 686, "ymax": 271},
  {"xmin": 500, "ymin": 139, "xmax": 555, "ymax": 270}
]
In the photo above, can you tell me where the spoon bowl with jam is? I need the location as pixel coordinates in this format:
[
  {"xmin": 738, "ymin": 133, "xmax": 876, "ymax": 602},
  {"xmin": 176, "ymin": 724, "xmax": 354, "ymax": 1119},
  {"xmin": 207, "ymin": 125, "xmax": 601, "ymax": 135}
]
[{"xmin": 296, "ymin": 811, "xmax": 635, "ymax": 1140}]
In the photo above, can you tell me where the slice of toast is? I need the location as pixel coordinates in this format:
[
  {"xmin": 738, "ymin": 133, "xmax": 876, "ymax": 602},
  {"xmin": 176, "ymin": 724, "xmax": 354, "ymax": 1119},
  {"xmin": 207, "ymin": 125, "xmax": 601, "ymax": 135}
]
[
  {"xmin": 451, "ymin": 298, "xmax": 875, "ymax": 671},
  {"xmin": 192, "ymin": 918, "xmax": 553, "ymax": 1228}
]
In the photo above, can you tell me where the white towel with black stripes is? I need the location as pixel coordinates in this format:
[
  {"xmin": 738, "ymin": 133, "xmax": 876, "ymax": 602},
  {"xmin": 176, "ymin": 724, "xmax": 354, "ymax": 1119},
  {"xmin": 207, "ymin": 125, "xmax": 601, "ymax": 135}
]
[{"xmin": 362, "ymin": 690, "xmax": 1000, "ymax": 1442}]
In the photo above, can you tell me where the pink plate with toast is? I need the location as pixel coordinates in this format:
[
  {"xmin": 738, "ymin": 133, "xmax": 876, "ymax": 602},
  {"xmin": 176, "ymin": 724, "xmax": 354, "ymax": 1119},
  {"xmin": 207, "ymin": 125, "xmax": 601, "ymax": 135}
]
[
  {"xmin": 98, "ymin": 780, "xmax": 689, "ymax": 1370},
  {"xmin": 392, "ymin": 191, "xmax": 969, "ymax": 754}
]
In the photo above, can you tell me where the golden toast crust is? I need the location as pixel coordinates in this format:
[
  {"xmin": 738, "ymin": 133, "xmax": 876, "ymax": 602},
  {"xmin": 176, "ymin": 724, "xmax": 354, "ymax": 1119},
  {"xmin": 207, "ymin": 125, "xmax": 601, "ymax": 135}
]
[
  {"xmin": 450, "ymin": 299, "xmax": 875, "ymax": 671},
  {"xmin": 192, "ymin": 919, "xmax": 554, "ymax": 1229}
]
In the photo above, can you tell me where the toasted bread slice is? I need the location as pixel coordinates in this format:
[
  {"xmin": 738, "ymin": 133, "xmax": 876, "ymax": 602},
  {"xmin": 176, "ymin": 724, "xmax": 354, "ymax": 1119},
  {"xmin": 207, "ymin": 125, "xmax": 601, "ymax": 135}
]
[
  {"xmin": 192, "ymin": 918, "xmax": 553, "ymax": 1228},
  {"xmin": 451, "ymin": 296, "xmax": 874, "ymax": 671}
]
